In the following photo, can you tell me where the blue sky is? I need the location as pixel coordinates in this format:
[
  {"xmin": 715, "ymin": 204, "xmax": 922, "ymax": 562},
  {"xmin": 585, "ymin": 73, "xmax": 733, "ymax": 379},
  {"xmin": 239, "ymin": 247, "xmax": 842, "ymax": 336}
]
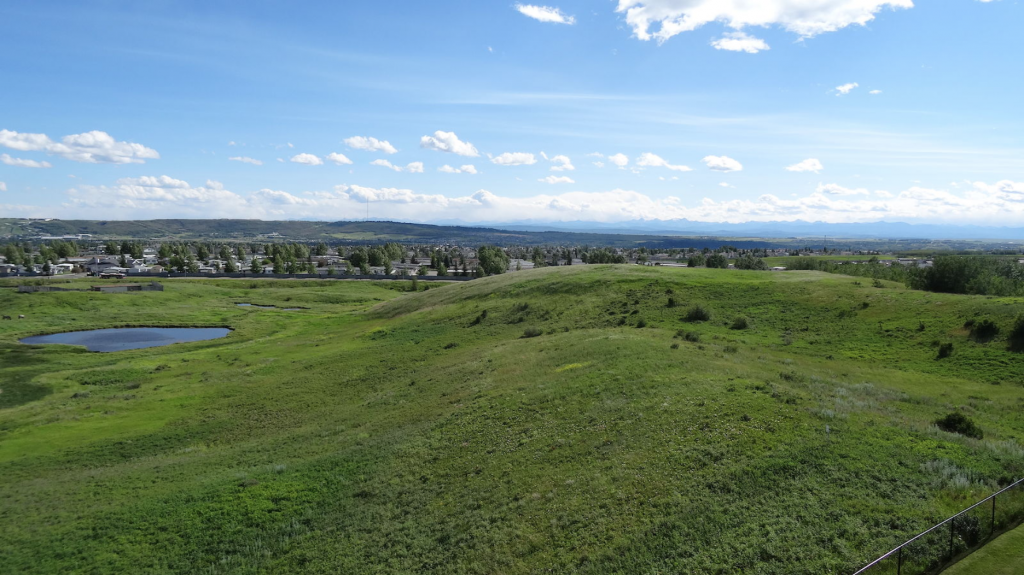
[{"xmin": 1, "ymin": 0, "xmax": 1022, "ymax": 225}]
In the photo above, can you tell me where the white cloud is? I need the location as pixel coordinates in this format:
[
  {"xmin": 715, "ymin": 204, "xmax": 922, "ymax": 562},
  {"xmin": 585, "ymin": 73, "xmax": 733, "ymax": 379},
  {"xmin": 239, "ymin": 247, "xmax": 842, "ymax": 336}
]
[
  {"xmin": 327, "ymin": 152, "xmax": 353, "ymax": 165},
  {"xmin": 539, "ymin": 175, "xmax": 575, "ymax": 184},
  {"xmin": 816, "ymin": 183, "xmax": 870, "ymax": 196},
  {"xmin": 0, "ymin": 182, "xmax": 6, "ymax": 192},
  {"xmin": 593, "ymin": 161, "xmax": 605, "ymax": 168},
  {"xmin": 371, "ymin": 159, "xmax": 424, "ymax": 172},
  {"xmin": 702, "ymin": 155, "xmax": 743, "ymax": 172},
  {"xmin": 869, "ymin": 89, "xmax": 882, "ymax": 95},
  {"xmin": 711, "ymin": 32, "xmax": 770, "ymax": 53},
  {"xmin": 549, "ymin": 154, "xmax": 575, "ymax": 171},
  {"xmin": 786, "ymin": 158, "xmax": 824, "ymax": 173},
  {"xmin": 636, "ymin": 152, "xmax": 691, "ymax": 172},
  {"xmin": 420, "ymin": 131, "xmax": 479, "ymax": 157},
  {"xmin": 836, "ymin": 82, "xmax": 859, "ymax": 95},
  {"xmin": 1, "ymin": 153, "xmax": 51, "ymax": 168},
  {"xmin": 515, "ymin": 4, "xmax": 576, "ymax": 24},
  {"xmin": 290, "ymin": 153, "xmax": 323, "ymax": 165},
  {"xmin": 344, "ymin": 136, "xmax": 398, "ymax": 154},
  {"xmin": 50, "ymin": 173, "xmax": 1024, "ymax": 226},
  {"xmin": 0, "ymin": 129, "xmax": 159, "ymax": 164},
  {"xmin": 719, "ymin": 182, "xmax": 734, "ymax": 188},
  {"xmin": 491, "ymin": 152, "xmax": 537, "ymax": 166},
  {"xmin": 438, "ymin": 164, "xmax": 479, "ymax": 174},
  {"xmin": 608, "ymin": 153, "xmax": 629, "ymax": 168},
  {"xmin": 228, "ymin": 141, "xmax": 236, "ymax": 146},
  {"xmin": 228, "ymin": 156, "xmax": 263, "ymax": 166},
  {"xmin": 615, "ymin": 0, "xmax": 913, "ymax": 44}
]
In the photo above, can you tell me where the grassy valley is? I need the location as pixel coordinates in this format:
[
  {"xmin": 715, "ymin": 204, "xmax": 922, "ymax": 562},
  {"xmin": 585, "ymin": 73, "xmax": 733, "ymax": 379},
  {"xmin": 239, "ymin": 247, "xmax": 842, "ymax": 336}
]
[{"xmin": 2, "ymin": 266, "xmax": 1024, "ymax": 574}]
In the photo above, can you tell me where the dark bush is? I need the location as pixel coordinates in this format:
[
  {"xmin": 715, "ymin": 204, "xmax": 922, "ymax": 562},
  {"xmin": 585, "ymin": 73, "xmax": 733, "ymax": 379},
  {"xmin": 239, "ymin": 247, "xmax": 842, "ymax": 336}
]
[
  {"xmin": 937, "ymin": 342, "xmax": 954, "ymax": 359},
  {"xmin": 935, "ymin": 412, "xmax": 983, "ymax": 439},
  {"xmin": 969, "ymin": 319, "xmax": 1000, "ymax": 343},
  {"xmin": 521, "ymin": 327, "xmax": 543, "ymax": 338},
  {"xmin": 636, "ymin": 319, "xmax": 647, "ymax": 328},
  {"xmin": 730, "ymin": 317, "xmax": 749, "ymax": 330},
  {"xmin": 684, "ymin": 305, "xmax": 711, "ymax": 322},
  {"xmin": 667, "ymin": 297, "xmax": 677, "ymax": 308},
  {"xmin": 443, "ymin": 342, "xmax": 459, "ymax": 349},
  {"xmin": 872, "ymin": 279, "xmax": 884, "ymax": 288},
  {"xmin": 670, "ymin": 343, "xmax": 679, "ymax": 349},
  {"xmin": 1010, "ymin": 315, "xmax": 1024, "ymax": 352}
]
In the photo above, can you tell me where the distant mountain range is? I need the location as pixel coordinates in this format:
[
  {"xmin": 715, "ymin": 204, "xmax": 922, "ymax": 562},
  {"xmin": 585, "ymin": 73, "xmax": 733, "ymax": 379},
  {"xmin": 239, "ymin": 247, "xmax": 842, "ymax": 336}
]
[{"xmin": 447, "ymin": 219, "xmax": 1024, "ymax": 241}]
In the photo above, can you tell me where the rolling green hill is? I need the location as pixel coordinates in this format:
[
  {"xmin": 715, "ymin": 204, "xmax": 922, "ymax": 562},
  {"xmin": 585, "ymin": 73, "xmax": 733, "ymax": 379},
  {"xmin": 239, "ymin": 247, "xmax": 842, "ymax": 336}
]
[{"xmin": 1, "ymin": 266, "xmax": 1023, "ymax": 574}]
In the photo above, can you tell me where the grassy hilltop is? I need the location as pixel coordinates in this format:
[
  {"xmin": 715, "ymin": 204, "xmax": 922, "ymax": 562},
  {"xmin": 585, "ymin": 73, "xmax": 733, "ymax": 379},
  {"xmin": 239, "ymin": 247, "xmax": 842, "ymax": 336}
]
[{"xmin": 2, "ymin": 266, "xmax": 1024, "ymax": 574}]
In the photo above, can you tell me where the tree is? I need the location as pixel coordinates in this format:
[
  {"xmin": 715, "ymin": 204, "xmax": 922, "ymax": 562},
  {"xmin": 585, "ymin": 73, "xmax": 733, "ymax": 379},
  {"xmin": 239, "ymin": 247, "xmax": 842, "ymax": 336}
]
[
  {"xmin": 219, "ymin": 246, "xmax": 232, "ymax": 261},
  {"xmin": 42, "ymin": 262, "xmax": 51, "ymax": 275},
  {"xmin": 250, "ymin": 257, "xmax": 264, "ymax": 274},
  {"xmin": 349, "ymin": 247, "xmax": 368, "ymax": 268},
  {"xmin": 477, "ymin": 246, "xmax": 510, "ymax": 276},
  {"xmin": 104, "ymin": 241, "xmax": 119, "ymax": 255},
  {"xmin": 436, "ymin": 263, "xmax": 448, "ymax": 277},
  {"xmin": 118, "ymin": 254, "xmax": 129, "ymax": 268},
  {"xmin": 224, "ymin": 259, "xmax": 237, "ymax": 273},
  {"xmin": 359, "ymin": 262, "xmax": 370, "ymax": 275},
  {"xmin": 195, "ymin": 244, "xmax": 210, "ymax": 261},
  {"xmin": 734, "ymin": 254, "xmax": 768, "ymax": 270},
  {"xmin": 418, "ymin": 264, "xmax": 430, "ymax": 276},
  {"xmin": 185, "ymin": 254, "xmax": 200, "ymax": 273},
  {"xmin": 272, "ymin": 259, "xmax": 283, "ymax": 274},
  {"xmin": 158, "ymin": 244, "xmax": 172, "ymax": 260},
  {"xmin": 326, "ymin": 266, "xmax": 336, "ymax": 276},
  {"xmin": 687, "ymin": 253, "xmax": 706, "ymax": 268},
  {"xmin": 383, "ymin": 260, "xmax": 394, "ymax": 275},
  {"xmin": 705, "ymin": 253, "xmax": 729, "ymax": 269}
]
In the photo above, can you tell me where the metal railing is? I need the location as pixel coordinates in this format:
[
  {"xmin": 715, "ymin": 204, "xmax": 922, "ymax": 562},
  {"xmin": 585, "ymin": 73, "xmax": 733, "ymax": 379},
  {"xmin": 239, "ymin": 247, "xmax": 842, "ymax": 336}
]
[{"xmin": 853, "ymin": 477, "xmax": 1024, "ymax": 575}]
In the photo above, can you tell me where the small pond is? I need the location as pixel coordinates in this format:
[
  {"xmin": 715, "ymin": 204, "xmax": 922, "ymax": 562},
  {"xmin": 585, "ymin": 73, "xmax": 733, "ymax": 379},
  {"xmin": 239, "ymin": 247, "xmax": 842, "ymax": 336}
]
[
  {"xmin": 20, "ymin": 327, "xmax": 231, "ymax": 352},
  {"xmin": 236, "ymin": 303, "xmax": 302, "ymax": 310}
]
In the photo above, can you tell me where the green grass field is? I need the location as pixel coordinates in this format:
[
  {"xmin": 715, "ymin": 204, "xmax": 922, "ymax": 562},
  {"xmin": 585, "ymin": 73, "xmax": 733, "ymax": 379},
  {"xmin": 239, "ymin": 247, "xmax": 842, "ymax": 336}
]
[
  {"xmin": 2, "ymin": 266, "xmax": 1024, "ymax": 574},
  {"xmin": 944, "ymin": 523, "xmax": 1024, "ymax": 575}
]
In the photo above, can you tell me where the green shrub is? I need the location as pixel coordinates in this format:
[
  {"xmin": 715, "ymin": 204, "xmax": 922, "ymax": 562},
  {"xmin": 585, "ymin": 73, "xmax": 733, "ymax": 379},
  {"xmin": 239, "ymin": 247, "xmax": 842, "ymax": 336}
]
[
  {"xmin": 1010, "ymin": 315, "xmax": 1024, "ymax": 352},
  {"xmin": 521, "ymin": 327, "xmax": 543, "ymax": 338},
  {"xmin": 935, "ymin": 412, "xmax": 983, "ymax": 439},
  {"xmin": 937, "ymin": 342, "xmax": 954, "ymax": 359},
  {"xmin": 636, "ymin": 318, "xmax": 647, "ymax": 328},
  {"xmin": 970, "ymin": 319, "xmax": 1000, "ymax": 342},
  {"xmin": 670, "ymin": 343, "xmax": 679, "ymax": 349},
  {"xmin": 684, "ymin": 305, "xmax": 711, "ymax": 322},
  {"xmin": 730, "ymin": 316, "xmax": 749, "ymax": 330},
  {"xmin": 666, "ymin": 297, "xmax": 676, "ymax": 308}
]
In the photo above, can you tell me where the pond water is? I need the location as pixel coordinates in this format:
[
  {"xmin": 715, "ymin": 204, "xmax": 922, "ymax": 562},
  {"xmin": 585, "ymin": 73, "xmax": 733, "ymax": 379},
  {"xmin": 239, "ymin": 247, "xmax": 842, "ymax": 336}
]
[
  {"xmin": 236, "ymin": 303, "xmax": 302, "ymax": 310},
  {"xmin": 20, "ymin": 327, "xmax": 231, "ymax": 352}
]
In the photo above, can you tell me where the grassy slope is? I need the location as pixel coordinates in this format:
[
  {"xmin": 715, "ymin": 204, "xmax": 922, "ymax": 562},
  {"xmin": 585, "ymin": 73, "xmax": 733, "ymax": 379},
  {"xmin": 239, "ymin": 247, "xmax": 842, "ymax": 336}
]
[
  {"xmin": 944, "ymin": 523, "xmax": 1024, "ymax": 575},
  {"xmin": 1, "ymin": 267, "xmax": 1024, "ymax": 574}
]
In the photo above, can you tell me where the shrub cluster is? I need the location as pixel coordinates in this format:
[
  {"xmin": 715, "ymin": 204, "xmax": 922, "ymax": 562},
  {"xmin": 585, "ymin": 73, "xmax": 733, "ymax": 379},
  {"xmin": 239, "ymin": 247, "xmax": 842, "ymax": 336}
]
[
  {"xmin": 684, "ymin": 305, "xmax": 711, "ymax": 322},
  {"xmin": 935, "ymin": 412, "xmax": 983, "ymax": 439}
]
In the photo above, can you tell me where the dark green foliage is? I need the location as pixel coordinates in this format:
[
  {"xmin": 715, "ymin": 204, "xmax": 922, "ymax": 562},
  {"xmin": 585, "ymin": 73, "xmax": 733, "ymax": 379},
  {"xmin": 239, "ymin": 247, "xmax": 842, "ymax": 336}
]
[
  {"xmin": 937, "ymin": 342, "xmax": 955, "ymax": 359},
  {"xmin": 935, "ymin": 412, "xmax": 984, "ymax": 439},
  {"xmin": 684, "ymin": 305, "xmax": 712, "ymax": 322},
  {"xmin": 705, "ymin": 253, "xmax": 729, "ymax": 269},
  {"xmin": 477, "ymin": 245, "xmax": 510, "ymax": 276},
  {"xmin": 636, "ymin": 319, "xmax": 647, "ymax": 328},
  {"xmin": 675, "ymin": 330, "xmax": 701, "ymax": 342},
  {"xmin": 970, "ymin": 319, "xmax": 1000, "ymax": 343},
  {"xmin": 521, "ymin": 327, "xmax": 543, "ymax": 338},
  {"xmin": 1009, "ymin": 316, "xmax": 1024, "ymax": 352},
  {"xmin": 667, "ymin": 297, "xmax": 676, "ymax": 308},
  {"xmin": 730, "ymin": 316, "xmax": 749, "ymax": 330},
  {"xmin": 686, "ymin": 253, "xmax": 706, "ymax": 268},
  {"xmin": 670, "ymin": 343, "xmax": 679, "ymax": 349},
  {"xmin": 734, "ymin": 254, "xmax": 768, "ymax": 270}
]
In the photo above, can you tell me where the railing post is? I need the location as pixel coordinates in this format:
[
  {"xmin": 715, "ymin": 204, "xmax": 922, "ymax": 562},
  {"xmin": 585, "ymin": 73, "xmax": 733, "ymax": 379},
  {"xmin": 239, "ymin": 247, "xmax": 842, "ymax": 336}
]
[
  {"xmin": 992, "ymin": 496, "xmax": 997, "ymax": 536},
  {"xmin": 949, "ymin": 519, "xmax": 955, "ymax": 562}
]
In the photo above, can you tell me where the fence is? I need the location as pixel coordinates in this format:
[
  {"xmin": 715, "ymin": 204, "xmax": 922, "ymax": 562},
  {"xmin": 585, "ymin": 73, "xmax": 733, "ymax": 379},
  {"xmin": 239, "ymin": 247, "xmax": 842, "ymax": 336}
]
[{"xmin": 852, "ymin": 477, "xmax": 1024, "ymax": 575}]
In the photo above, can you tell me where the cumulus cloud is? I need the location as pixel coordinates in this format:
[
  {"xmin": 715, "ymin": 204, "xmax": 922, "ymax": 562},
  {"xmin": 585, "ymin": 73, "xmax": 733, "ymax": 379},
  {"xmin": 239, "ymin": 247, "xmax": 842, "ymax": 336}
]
[
  {"xmin": 0, "ymin": 129, "xmax": 159, "ymax": 164},
  {"xmin": 539, "ymin": 175, "xmax": 575, "ymax": 184},
  {"xmin": 616, "ymin": 0, "xmax": 913, "ymax": 44},
  {"xmin": 549, "ymin": 155, "xmax": 575, "ymax": 171},
  {"xmin": 290, "ymin": 153, "xmax": 324, "ymax": 165},
  {"xmin": 420, "ymin": 131, "xmax": 479, "ymax": 157},
  {"xmin": 515, "ymin": 4, "xmax": 575, "ymax": 24},
  {"xmin": 491, "ymin": 152, "xmax": 537, "ymax": 166},
  {"xmin": 702, "ymin": 155, "xmax": 743, "ymax": 172},
  {"xmin": 327, "ymin": 152, "xmax": 353, "ymax": 165},
  {"xmin": 371, "ymin": 159, "xmax": 424, "ymax": 173},
  {"xmin": 608, "ymin": 153, "xmax": 629, "ymax": 168},
  {"xmin": 51, "ymin": 173, "xmax": 1024, "ymax": 225},
  {"xmin": 0, "ymin": 182, "xmax": 6, "ymax": 192},
  {"xmin": 786, "ymin": 158, "xmax": 824, "ymax": 173},
  {"xmin": 229, "ymin": 156, "xmax": 263, "ymax": 166},
  {"xmin": 816, "ymin": 183, "xmax": 870, "ymax": 196},
  {"xmin": 344, "ymin": 136, "xmax": 398, "ymax": 154},
  {"xmin": 1, "ymin": 153, "xmax": 51, "ymax": 168},
  {"xmin": 438, "ymin": 164, "xmax": 479, "ymax": 174},
  {"xmin": 869, "ymin": 89, "xmax": 882, "ymax": 95},
  {"xmin": 636, "ymin": 152, "xmax": 691, "ymax": 172},
  {"xmin": 711, "ymin": 32, "xmax": 770, "ymax": 53},
  {"xmin": 836, "ymin": 82, "xmax": 859, "ymax": 95}
]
